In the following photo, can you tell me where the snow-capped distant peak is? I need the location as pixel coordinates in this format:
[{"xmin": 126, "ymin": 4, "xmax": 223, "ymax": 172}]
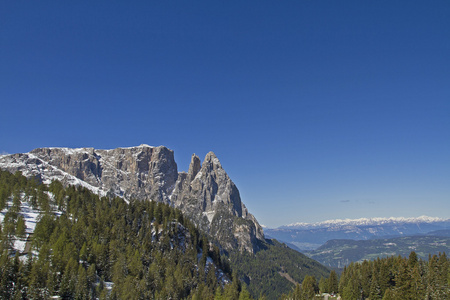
[
  {"xmin": 284, "ymin": 216, "xmax": 449, "ymax": 229},
  {"xmin": 117, "ymin": 144, "xmax": 154, "ymax": 149}
]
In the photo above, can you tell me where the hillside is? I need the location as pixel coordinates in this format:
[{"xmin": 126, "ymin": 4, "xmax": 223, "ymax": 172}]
[
  {"xmin": 0, "ymin": 146, "xmax": 333, "ymax": 299},
  {"xmin": 231, "ymin": 239, "xmax": 330, "ymax": 299},
  {"xmin": 305, "ymin": 235, "xmax": 450, "ymax": 269},
  {"xmin": 0, "ymin": 169, "xmax": 233, "ymax": 299}
]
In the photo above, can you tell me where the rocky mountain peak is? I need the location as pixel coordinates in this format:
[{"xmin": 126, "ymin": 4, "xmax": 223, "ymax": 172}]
[
  {"xmin": 172, "ymin": 152, "xmax": 264, "ymax": 253},
  {"xmin": 0, "ymin": 145, "xmax": 264, "ymax": 253},
  {"xmin": 203, "ymin": 151, "xmax": 222, "ymax": 168},
  {"xmin": 187, "ymin": 154, "xmax": 201, "ymax": 182}
]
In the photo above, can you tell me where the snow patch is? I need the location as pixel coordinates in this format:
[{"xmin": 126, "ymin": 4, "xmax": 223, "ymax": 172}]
[
  {"xmin": 104, "ymin": 282, "xmax": 114, "ymax": 291},
  {"xmin": 203, "ymin": 211, "xmax": 215, "ymax": 223}
]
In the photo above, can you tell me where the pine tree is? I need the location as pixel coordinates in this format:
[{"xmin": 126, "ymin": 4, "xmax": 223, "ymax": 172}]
[
  {"xmin": 0, "ymin": 253, "xmax": 15, "ymax": 299},
  {"xmin": 60, "ymin": 257, "xmax": 78, "ymax": 298},
  {"xmin": 408, "ymin": 251, "xmax": 418, "ymax": 268},
  {"xmin": 328, "ymin": 269, "xmax": 339, "ymax": 294},
  {"xmin": 293, "ymin": 283, "xmax": 302, "ymax": 300},
  {"xmin": 392, "ymin": 259, "xmax": 407, "ymax": 298},
  {"xmin": 214, "ymin": 287, "xmax": 225, "ymax": 300},
  {"xmin": 319, "ymin": 276, "xmax": 328, "ymax": 293},
  {"xmin": 16, "ymin": 215, "xmax": 26, "ymax": 239},
  {"xmin": 370, "ymin": 272, "xmax": 383, "ymax": 300},
  {"xmin": 342, "ymin": 272, "xmax": 360, "ymax": 300},
  {"xmin": 75, "ymin": 264, "xmax": 89, "ymax": 299},
  {"xmin": 301, "ymin": 275, "xmax": 317, "ymax": 300},
  {"xmin": 224, "ymin": 271, "xmax": 241, "ymax": 300},
  {"xmin": 239, "ymin": 284, "xmax": 253, "ymax": 300},
  {"xmin": 409, "ymin": 264, "xmax": 424, "ymax": 299}
]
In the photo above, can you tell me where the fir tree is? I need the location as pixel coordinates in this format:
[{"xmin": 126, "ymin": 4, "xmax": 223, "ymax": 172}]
[{"xmin": 328, "ymin": 269, "xmax": 339, "ymax": 294}]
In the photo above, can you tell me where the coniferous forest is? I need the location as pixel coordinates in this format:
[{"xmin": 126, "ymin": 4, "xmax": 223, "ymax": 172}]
[
  {"xmin": 337, "ymin": 252, "xmax": 449, "ymax": 299},
  {"xmin": 0, "ymin": 170, "xmax": 240, "ymax": 299}
]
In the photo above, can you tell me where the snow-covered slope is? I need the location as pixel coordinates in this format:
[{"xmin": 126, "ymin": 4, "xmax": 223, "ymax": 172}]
[
  {"xmin": 0, "ymin": 152, "xmax": 107, "ymax": 197},
  {"xmin": 0, "ymin": 194, "xmax": 61, "ymax": 255}
]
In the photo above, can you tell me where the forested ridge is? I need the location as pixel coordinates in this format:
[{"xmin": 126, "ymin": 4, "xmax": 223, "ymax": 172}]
[
  {"xmin": 306, "ymin": 236, "xmax": 450, "ymax": 269},
  {"xmin": 230, "ymin": 239, "xmax": 330, "ymax": 299},
  {"xmin": 338, "ymin": 252, "xmax": 449, "ymax": 299},
  {"xmin": 0, "ymin": 170, "xmax": 248, "ymax": 299}
]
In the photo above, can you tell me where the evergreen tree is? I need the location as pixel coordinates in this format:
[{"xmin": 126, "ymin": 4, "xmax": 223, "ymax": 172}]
[
  {"xmin": 293, "ymin": 283, "xmax": 302, "ymax": 300},
  {"xmin": 239, "ymin": 284, "xmax": 253, "ymax": 300},
  {"xmin": 75, "ymin": 264, "xmax": 89, "ymax": 299},
  {"xmin": 341, "ymin": 270, "xmax": 360, "ymax": 300},
  {"xmin": 16, "ymin": 214, "xmax": 26, "ymax": 239},
  {"xmin": 301, "ymin": 275, "xmax": 317, "ymax": 300},
  {"xmin": 328, "ymin": 269, "xmax": 338, "ymax": 294},
  {"xmin": 224, "ymin": 271, "xmax": 241, "ymax": 300},
  {"xmin": 370, "ymin": 272, "xmax": 383, "ymax": 300},
  {"xmin": 318, "ymin": 276, "xmax": 328, "ymax": 293}
]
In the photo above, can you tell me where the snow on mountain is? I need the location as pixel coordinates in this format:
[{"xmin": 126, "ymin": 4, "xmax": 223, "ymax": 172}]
[
  {"xmin": 0, "ymin": 152, "xmax": 108, "ymax": 198},
  {"xmin": 283, "ymin": 216, "xmax": 449, "ymax": 229},
  {"xmin": 0, "ymin": 193, "xmax": 62, "ymax": 255},
  {"xmin": 0, "ymin": 145, "xmax": 265, "ymax": 253}
]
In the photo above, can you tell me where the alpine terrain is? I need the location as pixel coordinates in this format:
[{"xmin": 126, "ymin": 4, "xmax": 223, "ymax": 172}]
[
  {"xmin": 0, "ymin": 145, "xmax": 263, "ymax": 254},
  {"xmin": 0, "ymin": 145, "xmax": 331, "ymax": 299}
]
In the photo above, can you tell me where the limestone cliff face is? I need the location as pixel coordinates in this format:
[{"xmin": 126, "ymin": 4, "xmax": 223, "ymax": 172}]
[
  {"xmin": 171, "ymin": 152, "xmax": 264, "ymax": 253},
  {"xmin": 19, "ymin": 145, "xmax": 178, "ymax": 203},
  {"xmin": 0, "ymin": 145, "xmax": 264, "ymax": 253}
]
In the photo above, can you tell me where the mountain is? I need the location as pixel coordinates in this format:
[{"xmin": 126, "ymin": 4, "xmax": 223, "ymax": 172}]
[
  {"xmin": 0, "ymin": 170, "xmax": 231, "ymax": 299},
  {"xmin": 265, "ymin": 216, "xmax": 450, "ymax": 251},
  {"xmin": 305, "ymin": 235, "xmax": 450, "ymax": 269},
  {"xmin": 0, "ymin": 145, "xmax": 263, "ymax": 253},
  {"xmin": 0, "ymin": 146, "xmax": 332, "ymax": 299}
]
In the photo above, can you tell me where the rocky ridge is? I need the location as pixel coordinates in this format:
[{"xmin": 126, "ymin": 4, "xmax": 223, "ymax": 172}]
[{"xmin": 0, "ymin": 145, "xmax": 264, "ymax": 253}]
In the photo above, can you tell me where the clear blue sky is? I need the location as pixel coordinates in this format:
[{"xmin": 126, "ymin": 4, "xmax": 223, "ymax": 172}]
[{"xmin": 1, "ymin": 1, "xmax": 449, "ymax": 227}]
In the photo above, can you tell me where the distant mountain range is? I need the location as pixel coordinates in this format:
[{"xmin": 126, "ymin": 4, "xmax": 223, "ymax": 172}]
[
  {"xmin": 265, "ymin": 216, "xmax": 450, "ymax": 251},
  {"xmin": 305, "ymin": 233, "xmax": 450, "ymax": 269},
  {"xmin": 283, "ymin": 216, "xmax": 448, "ymax": 229}
]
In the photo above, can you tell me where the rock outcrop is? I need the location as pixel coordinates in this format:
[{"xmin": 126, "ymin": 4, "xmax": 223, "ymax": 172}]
[
  {"xmin": 171, "ymin": 152, "xmax": 264, "ymax": 253},
  {"xmin": 0, "ymin": 145, "xmax": 264, "ymax": 253}
]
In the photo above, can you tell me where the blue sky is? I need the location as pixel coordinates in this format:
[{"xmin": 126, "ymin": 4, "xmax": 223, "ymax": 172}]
[{"xmin": 1, "ymin": 1, "xmax": 449, "ymax": 227}]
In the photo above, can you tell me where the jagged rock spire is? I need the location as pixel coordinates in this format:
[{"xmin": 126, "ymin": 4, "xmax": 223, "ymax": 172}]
[{"xmin": 187, "ymin": 154, "xmax": 201, "ymax": 182}]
